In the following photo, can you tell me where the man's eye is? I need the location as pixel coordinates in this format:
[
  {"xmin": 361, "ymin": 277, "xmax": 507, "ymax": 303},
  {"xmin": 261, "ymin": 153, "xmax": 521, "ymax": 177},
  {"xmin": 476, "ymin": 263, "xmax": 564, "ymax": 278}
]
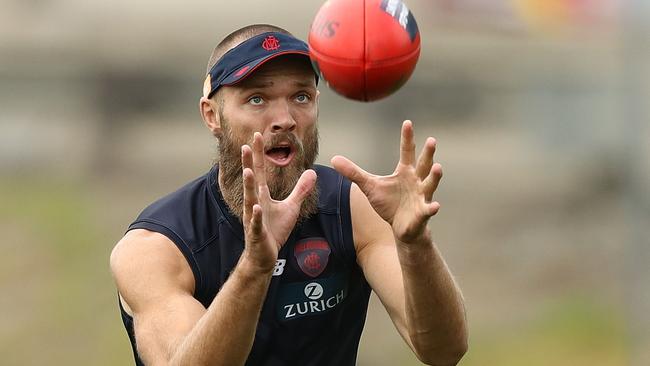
[
  {"xmin": 295, "ymin": 94, "xmax": 310, "ymax": 103},
  {"xmin": 249, "ymin": 96, "xmax": 264, "ymax": 105}
]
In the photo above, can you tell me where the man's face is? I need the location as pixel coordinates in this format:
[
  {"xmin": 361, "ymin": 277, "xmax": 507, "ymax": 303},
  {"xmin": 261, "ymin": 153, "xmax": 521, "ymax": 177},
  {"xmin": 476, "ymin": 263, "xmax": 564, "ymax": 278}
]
[{"xmin": 215, "ymin": 56, "xmax": 320, "ymax": 220}]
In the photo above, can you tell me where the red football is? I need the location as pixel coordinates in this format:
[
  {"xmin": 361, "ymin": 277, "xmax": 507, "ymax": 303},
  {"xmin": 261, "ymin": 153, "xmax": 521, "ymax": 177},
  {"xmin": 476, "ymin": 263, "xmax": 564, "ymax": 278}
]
[{"xmin": 308, "ymin": 0, "xmax": 421, "ymax": 102}]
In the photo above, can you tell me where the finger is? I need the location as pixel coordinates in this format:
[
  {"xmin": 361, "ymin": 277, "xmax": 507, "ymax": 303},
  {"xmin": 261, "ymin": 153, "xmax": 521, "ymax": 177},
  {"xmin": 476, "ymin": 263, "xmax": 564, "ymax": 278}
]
[
  {"xmin": 241, "ymin": 144, "xmax": 253, "ymax": 171},
  {"xmin": 422, "ymin": 163, "xmax": 443, "ymax": 201},
  {"xmin": 427, "ymin": 201, "xmax": 441, "ymax": 217},
  {"xmin": 286, "ymin": 169, "xmax": 317, "ymax": 204},
  {"xmin": 250, "ymin": 204, "xmax": 264, "ymax": 238},
  {"xmin": 251, "ymin": 132, "xmax": 267, "ymax": 188},
  {"xmin": 242, "ymin": 144, "xmax": 258, "ymax": 221},
  {"xmin": 242, "ymin": 167, "xmax": 258, "ymax": 223},
  {"xmin": 415, "ymin": 137, "xmax": 436, "ymax": 180},
  {"xmin": 399, "ymin": 120, "xmax": 416, "ymax": 167},
  {"xmin": 410, "ymin": 201, "xmax": 441, "ymax": 235},
  {"xmin": 331, "ymin": 155, "xmax": 374, "ymax": 192}
]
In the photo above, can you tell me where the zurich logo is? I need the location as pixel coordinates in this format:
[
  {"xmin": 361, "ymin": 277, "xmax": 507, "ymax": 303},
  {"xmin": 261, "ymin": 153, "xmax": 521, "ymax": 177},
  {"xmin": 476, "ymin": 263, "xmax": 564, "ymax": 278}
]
[
  {"xmin": 304, "ymin": 282, "xmax": 324, "ymax": 300},
  {"xmin": 276, "ymin": 273, "xmax": 349, "ymax": 321}
]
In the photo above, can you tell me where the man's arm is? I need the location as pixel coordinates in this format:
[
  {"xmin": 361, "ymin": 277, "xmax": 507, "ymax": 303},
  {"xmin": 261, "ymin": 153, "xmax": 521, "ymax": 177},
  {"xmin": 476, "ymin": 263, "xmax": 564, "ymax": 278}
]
[
  {"xmin": 350, "ymin": 185, "xmax": 467, "ymax": 365},
  {"xmin": 332, "ymin": 120, "xmax": 468, "ymax": 366},
  {"xmin": 111, "ymin": 133, "xmax": 316, "ymax": 366},
  {"xmin": 110, "ymin": 229, "xmax": 274, "ymax": 366}
]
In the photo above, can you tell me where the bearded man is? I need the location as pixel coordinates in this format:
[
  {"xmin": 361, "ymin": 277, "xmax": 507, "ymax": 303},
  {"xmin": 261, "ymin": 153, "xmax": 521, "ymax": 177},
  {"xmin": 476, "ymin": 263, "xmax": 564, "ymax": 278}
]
[{"xmin": 110, "ymin": 24, "xmax": 468, "ymax": 366}]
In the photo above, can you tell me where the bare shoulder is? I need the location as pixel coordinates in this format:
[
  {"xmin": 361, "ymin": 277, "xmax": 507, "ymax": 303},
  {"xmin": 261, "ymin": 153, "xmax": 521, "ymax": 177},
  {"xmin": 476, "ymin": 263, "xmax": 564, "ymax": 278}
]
[{"xmin": 110, "ymin": 229, "xmax": 195, "ymax": 313}]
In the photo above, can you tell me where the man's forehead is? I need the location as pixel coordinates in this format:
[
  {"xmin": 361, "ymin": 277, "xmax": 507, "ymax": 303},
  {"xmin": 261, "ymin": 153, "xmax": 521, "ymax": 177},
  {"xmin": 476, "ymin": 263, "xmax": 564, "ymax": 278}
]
[{"xmin": 237, "ymin": 57, "xmax": 317, "ymax": 89}]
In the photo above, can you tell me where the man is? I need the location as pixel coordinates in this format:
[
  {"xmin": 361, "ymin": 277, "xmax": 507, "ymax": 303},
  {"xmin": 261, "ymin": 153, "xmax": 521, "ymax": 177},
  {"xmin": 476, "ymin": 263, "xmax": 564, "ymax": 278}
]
[{"xmin": 110, "ymin": 24, "xmax": 467, "ymax": 366}]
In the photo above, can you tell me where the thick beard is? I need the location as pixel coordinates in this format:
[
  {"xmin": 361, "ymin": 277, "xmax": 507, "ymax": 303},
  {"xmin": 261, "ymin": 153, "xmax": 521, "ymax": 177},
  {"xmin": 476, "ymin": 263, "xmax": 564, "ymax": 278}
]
[{"xmin": 216, "ymin": 117, "xmax": 320, "ymax": 222}]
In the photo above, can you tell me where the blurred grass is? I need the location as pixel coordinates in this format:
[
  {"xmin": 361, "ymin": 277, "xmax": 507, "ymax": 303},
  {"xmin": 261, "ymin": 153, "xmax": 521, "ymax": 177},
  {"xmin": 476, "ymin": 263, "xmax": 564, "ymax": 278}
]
[
  {"xmin": 0, "ymin": 176, "xmax": 630, "ymax": 365},
  {"xmin": 461, "ymin": 296, "xmax": 629, "ymax": 366},
  {"xmin": 0, "ymin": 176, "xmax": 131, "ymax": 365}
]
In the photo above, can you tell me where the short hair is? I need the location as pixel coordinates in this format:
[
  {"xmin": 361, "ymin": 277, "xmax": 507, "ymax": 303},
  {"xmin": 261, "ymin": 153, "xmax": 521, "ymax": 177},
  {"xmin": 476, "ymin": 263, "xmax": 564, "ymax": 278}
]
[{"xmin": 205, "ymin": 24, "xmax": 292, "ymax": 75}]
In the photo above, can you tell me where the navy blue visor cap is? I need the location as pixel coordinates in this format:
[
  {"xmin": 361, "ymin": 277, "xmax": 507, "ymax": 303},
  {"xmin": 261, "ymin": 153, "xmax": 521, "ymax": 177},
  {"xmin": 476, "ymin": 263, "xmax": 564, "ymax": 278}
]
[{"xmin": 203, "ymin": 32, "xmax": 318, "ymax": 98}]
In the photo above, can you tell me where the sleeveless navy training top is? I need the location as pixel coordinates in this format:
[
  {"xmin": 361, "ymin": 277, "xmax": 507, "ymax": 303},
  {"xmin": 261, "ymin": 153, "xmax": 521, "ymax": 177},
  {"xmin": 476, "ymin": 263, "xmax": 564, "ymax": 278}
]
[{"xmin": 119, "ymin": 164, "xmax": 372, "ymax": 365}]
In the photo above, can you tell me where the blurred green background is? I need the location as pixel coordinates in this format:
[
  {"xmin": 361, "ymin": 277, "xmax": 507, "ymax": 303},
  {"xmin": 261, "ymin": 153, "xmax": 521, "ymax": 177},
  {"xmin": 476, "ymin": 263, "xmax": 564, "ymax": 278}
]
[{"xmin": 1, "ymin": 0, "xmax": 648, "ymax": 365}]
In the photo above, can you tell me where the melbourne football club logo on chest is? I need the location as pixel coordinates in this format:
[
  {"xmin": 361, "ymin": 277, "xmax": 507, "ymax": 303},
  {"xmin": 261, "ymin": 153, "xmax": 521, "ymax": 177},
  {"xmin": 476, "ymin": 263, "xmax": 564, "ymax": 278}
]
[
  {"xmin": 294, "ymin": 237, "xmax": 331, "ymax": 278},
  {"xmin": 273, "ymin": 237, "xmax": 349, "ymax": 321}
]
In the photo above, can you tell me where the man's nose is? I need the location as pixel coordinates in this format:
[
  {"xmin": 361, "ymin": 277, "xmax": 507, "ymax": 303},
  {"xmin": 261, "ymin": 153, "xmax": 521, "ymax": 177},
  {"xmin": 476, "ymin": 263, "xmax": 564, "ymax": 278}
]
[{"xmin": 270, "ymin": 101, "xmax": 296, "ymax": 133}]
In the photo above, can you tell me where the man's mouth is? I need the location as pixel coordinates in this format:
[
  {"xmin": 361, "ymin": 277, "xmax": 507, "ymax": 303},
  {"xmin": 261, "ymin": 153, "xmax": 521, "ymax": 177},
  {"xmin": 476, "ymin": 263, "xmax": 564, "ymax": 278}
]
[{"xmin": 264, "ymin": 143, "xmax": 295, "ymax": 167}]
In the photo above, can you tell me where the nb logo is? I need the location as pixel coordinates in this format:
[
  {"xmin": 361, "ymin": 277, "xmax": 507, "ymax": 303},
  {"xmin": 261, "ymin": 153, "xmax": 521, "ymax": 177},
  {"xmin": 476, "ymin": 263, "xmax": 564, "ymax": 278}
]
[
  {"xmin": 273, "ymin": 259, "xmax": 286, "ymax": 276},
  {"xmin": 304, "ymin": 282, "xmax": 324, "ymax": 300}
]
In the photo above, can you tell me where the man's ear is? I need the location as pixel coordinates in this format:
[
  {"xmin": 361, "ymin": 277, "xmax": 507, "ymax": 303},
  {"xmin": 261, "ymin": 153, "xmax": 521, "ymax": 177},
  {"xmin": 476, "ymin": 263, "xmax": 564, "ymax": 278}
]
[{"xmin": 199, "ymin": 96, "xmax": 221, "ymax": 137}]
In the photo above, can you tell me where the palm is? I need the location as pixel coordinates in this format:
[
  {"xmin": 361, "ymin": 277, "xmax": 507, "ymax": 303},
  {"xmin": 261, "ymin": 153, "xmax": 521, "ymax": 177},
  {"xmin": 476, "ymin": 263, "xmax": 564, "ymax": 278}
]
[{"xmin": 262, "ymin": 198, "xmax": 303, "ymax": 250}]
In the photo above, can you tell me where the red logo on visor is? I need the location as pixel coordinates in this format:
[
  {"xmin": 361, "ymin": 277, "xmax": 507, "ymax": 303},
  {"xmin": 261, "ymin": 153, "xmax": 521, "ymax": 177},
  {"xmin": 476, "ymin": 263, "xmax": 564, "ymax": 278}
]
[
  {"xmin": 262, "ymin": 35, "xmax": 281, "ymax": 51},
  {"xmin": 235, "ymin": 66, "xmax": 251, "ymax": 77}
]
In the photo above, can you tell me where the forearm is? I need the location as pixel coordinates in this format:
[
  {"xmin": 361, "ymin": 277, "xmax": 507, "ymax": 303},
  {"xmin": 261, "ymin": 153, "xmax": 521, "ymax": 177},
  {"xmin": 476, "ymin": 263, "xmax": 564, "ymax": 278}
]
[
  {"xmin": 396, "ymin": 232, "xmax": 468, "ymax": 365},
  {"xmin": 169, "ymin": 256, "xmax": 272, "ymax": 366}
]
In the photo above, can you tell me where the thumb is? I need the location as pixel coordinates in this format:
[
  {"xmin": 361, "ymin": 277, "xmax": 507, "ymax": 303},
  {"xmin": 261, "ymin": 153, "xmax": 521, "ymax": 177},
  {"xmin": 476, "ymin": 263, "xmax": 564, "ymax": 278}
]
[
  {"xmin": 286, "ymin": 169, "xmax": 317, "ymax": 204},
  {"xmin": 331, "ymin": 155, "xmax": 372, "ymax": 191}
]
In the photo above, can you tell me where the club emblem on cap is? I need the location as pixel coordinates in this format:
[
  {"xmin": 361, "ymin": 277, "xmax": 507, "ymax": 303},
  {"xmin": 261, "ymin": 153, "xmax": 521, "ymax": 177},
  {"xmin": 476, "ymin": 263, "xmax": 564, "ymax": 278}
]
[
  {"xmin": 294, "ymin": 237, "xmax": 331, "ymax": 278},
  {"xmin": 262, "ymin": 35, "xmax": 281, "ymax": 51}
]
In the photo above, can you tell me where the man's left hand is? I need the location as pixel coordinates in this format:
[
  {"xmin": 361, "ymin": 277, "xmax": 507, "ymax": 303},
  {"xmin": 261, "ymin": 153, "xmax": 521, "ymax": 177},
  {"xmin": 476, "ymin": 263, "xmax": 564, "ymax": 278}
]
[{"xmin": 331, "ymin": 120, "xmax": 442, "ymax": 244}]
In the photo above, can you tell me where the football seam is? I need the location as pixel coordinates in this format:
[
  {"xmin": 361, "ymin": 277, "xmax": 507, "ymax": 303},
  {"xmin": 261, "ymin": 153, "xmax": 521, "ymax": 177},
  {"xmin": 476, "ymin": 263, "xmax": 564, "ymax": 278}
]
[
  {"xmin": 309, "ymin": 43, "xmax": 420, "ymax": 66},
  {"xmin": 365, "ymin": 44, "xmax": 421, "ymax": 67}
]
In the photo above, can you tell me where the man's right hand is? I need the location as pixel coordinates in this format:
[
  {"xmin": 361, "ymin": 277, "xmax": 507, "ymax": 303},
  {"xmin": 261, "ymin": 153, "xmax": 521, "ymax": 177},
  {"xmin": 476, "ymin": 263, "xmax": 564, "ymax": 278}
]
[{"xmin": 241, "ymin": 132, "xmax": 317, "ymax": 273}]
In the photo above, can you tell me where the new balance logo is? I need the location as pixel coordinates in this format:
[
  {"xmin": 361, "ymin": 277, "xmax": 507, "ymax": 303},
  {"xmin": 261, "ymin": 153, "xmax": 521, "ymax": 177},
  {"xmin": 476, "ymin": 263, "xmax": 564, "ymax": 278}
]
[{"xmin": 273, "ymin": 259, "xmax": 286, "ymax": 276}]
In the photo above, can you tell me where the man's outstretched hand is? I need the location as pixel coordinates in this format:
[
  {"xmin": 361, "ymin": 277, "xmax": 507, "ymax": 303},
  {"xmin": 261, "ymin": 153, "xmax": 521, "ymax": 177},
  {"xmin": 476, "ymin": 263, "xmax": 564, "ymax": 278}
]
[
  {"xmin": 241, "ymin": 132, "xmax": 317, "ymax": 272},
  {"xmin": 331, "ymin": 120, "xmax": 442, "ymax": 244}
]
